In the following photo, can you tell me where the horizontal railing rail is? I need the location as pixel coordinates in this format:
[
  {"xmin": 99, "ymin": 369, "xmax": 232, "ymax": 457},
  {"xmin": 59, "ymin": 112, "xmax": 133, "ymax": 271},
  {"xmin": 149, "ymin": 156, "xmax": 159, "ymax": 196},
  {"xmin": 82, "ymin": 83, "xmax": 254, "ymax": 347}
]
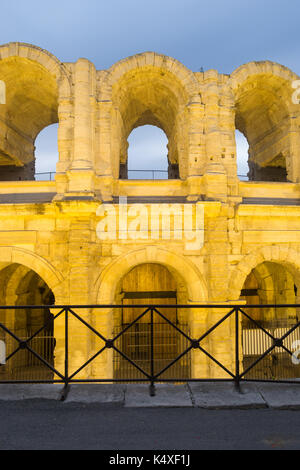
[
  {"xmin": 0, "ymin": 304, "xmax": 299, "ymax": 399},
  {"xmin": 34, "ymin": 172, "xmax": 56, "ymax": 181},
  {"xmin": 127, "ymin": 169, "xmax": 168, "ymax": 179}
]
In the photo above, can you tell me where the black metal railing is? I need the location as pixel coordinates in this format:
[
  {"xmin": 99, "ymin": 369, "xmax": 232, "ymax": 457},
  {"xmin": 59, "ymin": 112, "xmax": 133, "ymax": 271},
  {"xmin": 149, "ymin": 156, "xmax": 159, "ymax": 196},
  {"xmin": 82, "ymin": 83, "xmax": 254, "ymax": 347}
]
[
  {"xmin": 0, "ymin": 304, "xmax": 300, "ymax": 399},
  {"xmin": 127, "ymin": 169, "xmax": 168, "ymax": 180},
  {"xmin": 34, "ymin": 172, "xmax": 56, "ymax": 181}
]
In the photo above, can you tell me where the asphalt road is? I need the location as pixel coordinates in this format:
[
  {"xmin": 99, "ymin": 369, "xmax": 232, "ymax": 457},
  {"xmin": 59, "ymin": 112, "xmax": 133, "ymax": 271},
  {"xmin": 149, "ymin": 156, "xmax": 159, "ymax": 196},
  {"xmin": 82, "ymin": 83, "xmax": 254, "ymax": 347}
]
[{"xmin": 0, "ymin": 400, "xmax": 300, "ymax": 450}]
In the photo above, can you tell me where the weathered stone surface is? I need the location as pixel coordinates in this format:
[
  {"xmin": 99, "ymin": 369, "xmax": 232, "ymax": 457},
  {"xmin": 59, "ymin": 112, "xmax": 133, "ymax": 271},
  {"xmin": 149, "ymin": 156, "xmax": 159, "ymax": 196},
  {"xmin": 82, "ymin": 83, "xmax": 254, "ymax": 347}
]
[
  {"xmin": 0, "ymin": 44, "xmax": 299, "ymax": 384},
  {"xmin": 189, "ymin": 382, "xmax": 267, "ymax": 409},
  {"xmin": 124, "ymin": 384, "xmax": 193, "ymax": 408}
]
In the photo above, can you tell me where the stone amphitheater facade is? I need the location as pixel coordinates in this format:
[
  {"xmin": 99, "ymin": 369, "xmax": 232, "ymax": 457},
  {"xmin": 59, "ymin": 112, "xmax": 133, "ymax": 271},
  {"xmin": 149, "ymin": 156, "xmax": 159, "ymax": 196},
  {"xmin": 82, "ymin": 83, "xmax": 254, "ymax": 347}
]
[{"xmin": 0, "ymin": 42, "xmax": 300, "ymax": 379}]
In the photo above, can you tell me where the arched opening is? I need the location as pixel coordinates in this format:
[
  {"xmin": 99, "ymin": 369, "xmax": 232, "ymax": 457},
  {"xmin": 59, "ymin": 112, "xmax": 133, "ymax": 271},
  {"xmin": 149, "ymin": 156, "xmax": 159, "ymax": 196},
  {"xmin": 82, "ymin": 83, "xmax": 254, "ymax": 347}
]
[
  {"xmin": 0, "ymin": 56, "xmax": 58, "ymax": 181},
  {"xmin": 234, "ymin": 71, "xmax": 293, "ymax": 182},
  {"xmin": 235, "ymin": 129, "xmax": 249, "ymax": 180},
  {"xmin": 0, "ymin": 263, "xmax": 55, "ymax": 381},
  {"xmin": 34, "ymin": 123, "xmax": 58, "ymax": 181},
  {"xmin": 111, "ymin": 65, "xmax": 189, "ymax": 180},
  {"xmin": 126, "ymin": 125, "xmax": 169, "ymax": 179},
  {"xmin": 239, "ymin": 261, "xmax": 300, "ymax": 379},
  {"xmin": 113, "ymin": 263, "xmax": 191, "ymax": 380}
]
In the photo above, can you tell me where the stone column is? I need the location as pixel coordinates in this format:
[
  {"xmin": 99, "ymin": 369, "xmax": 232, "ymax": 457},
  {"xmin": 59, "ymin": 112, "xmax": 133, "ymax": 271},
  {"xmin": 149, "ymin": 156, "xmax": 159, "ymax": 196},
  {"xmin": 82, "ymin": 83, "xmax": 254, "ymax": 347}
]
[
  {"xmin": 187, "ymin": 301, "xmax": 210, "ymax": 379},
  {"xmin": 67, "ymin": 58, "xmax": 96, "ymax": 197},
  {"xmin": 94, "ymin": 99, "xmax": 114, "ymax": 201},
  {"xmin": 287, "ymin": 113, "xmax": 300, "ymax": 183},
  {"xmin": 55, "ymin": 76, "xmax": 74, "ymax": 198},
  {"xmin": 206, "ymin": 303, "xmax": 236, "ymax": 379},
  {"xmin": 62, "ymin": 215, "xmax": 95, "ymax": 380},
  {"xmin": 186, "ymin": 100, "xmax": 206, "ymax": 200},
  {"xmin": 203, "ymin": 71, "xmax": 228, "ymax": 202},
  {"xmin": 219, "ymin": 88, "xmax": 242, "ymax": 203},
  {"xmin": 91, "ymin": 305, "xmax": 115, "ymax": 380}
]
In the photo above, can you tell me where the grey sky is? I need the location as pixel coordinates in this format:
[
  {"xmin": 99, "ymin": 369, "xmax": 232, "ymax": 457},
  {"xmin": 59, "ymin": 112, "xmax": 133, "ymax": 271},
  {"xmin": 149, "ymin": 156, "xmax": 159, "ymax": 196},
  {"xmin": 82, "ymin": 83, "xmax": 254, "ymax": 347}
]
[{"xmin": 1, "ymin": 0, "xmax": 299, "ymax": 177}]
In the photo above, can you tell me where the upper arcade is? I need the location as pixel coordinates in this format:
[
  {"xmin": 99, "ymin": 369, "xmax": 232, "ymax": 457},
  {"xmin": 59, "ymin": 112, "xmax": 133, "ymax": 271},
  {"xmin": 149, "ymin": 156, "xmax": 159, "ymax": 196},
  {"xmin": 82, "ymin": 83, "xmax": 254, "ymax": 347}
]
[{"xmin": 0, "ymin": 42, "xmax": 299, "ymax": 204}]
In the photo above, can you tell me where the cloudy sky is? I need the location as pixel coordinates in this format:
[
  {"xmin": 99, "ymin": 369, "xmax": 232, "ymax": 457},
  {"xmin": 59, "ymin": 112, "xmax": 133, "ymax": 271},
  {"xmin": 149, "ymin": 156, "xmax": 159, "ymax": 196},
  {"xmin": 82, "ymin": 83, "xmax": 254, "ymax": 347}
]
[{"xmin": 1, "ymin": 0, "xmax": 300, "ymax": 177}]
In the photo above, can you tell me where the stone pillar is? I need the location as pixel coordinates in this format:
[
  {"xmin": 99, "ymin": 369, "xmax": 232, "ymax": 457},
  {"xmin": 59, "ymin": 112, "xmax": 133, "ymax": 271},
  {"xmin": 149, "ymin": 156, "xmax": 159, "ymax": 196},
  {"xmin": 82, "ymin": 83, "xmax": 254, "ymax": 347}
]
[
  {"xmin": 91, "ymin": 305, "xmax": 115, "ymax": 380},
  {"xmin": 63, "ymin": 216, "xmax": 95, "ymax": 379},
  {"xmin": 186, "ymin": 100, "xmax": 205, "ymax": 200},
  {"xmin": 187, "ymin": 301, "xmax": 209, "ymax": 379},
  {"xmin": 51, "ymin": 283, "xmax": 70, "ymax": 380},
  {"xmin": 67, "ymin": 58, "xmax": 96, "ymax": 197},
  {"xmin": 55, "ymin": 77, "xmax": 74, "ymax": 198},
  {"xmin": 94, "ymin": 99, "xmax": 115, "ymax": 201},
  {"xmin": 219, "ymin": 88, "xmax": 242, "ymax": 202},
  {"xmin": 206, "ymin": 303, "xmax": 236, "ymax": 379},
  {"xmin": 203, "ymin": 71, "xmax": 228, "ymax": 202},
  {"xmin": 204, "ymin": 203, "xmax": 235, "ymax": 378},
  {"xmin": 287, "ymin": 114, "xmax": 300, "ymax": 183}
]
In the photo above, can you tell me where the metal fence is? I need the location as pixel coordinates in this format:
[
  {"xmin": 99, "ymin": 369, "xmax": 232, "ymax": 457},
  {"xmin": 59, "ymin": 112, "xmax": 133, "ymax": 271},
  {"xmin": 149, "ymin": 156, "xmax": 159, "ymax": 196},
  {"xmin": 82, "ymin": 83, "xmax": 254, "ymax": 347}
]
[
  {"xmin": 34, "ymin": 172, "xmax": 56, "ymax": 181},
  {"xmin": 1, "ymin": 330, "xmax": 55, "ymax": 381},
  {"xmin": 127, "ymin": 170, "xmax": 168, "ymax": 180},
  {"xmin": 113, "ymin": 322, "xmax": 191, "ymax": 382},
  {"xmin": 0, "ymin": 304, "xmax": 299, "ymax": 399}
]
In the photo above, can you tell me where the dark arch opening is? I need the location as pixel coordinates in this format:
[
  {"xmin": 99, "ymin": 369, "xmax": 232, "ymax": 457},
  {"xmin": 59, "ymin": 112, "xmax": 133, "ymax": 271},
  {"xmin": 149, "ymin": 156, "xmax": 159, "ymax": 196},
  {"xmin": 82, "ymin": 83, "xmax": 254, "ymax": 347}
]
[
  {"xmin": 0, "ymin": 57, "xmax": 58, "ymax": 181},
  {"xmin": 239, "ymin": 261, "xmax": 300, "ymax": 380},
  {"xmin": 234, "ymin": 74, "xmax": 290, "ymax": 182},
  {"xmin": 0, "ymin": 263, "xmax": 56, "ymax": 381},
  {"xmin": 113, "ymin": 263, "xmax": 190, "ymax": 381}
]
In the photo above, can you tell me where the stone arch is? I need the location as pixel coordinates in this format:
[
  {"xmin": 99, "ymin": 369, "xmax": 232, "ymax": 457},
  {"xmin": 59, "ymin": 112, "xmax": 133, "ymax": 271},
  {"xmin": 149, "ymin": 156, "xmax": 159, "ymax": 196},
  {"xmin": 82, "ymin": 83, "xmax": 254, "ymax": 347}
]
[
  {"xmin": 0, "ymin": 42, "xmax": 71, "ymax": 89},
  {"xmin": 229, "ymin": 61, "xmax": 300, "ymax": 182},
  {"xmin": 229, "ymin": 245, "xmax": 300, "ymax": 301},
  {"xmin": 230, "ymin": 61, "xmax": 298, "ymax": 92},
  {"xmin": 0, "ymin": 253, "xmax": 60, "ymax": 381},
  {"xmin": 101, "ymin": 52, "xmax": 199, "ymax": 100},
  {"xmin": 0, "ymin": 42, "xmax": 72, "ymax": 180},
  {"xmin": 95, "ymin": 246, "xmax": 207, "ymax": 304},
  {"xmin": 100, "ymin": 53, "xmax": 200, "ymax": 179},
  {"xmin": 0, "ymin": 246, "xmax": 64, "ymax": 298}
]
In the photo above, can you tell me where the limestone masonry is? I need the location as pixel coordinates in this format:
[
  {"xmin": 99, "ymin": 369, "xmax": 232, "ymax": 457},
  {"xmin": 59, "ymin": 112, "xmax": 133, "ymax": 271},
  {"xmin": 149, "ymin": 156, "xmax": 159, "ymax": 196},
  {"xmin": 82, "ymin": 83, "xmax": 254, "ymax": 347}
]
[{"xmin": 0, "ymin": 42, "xmax": 300, "ymax": 380}]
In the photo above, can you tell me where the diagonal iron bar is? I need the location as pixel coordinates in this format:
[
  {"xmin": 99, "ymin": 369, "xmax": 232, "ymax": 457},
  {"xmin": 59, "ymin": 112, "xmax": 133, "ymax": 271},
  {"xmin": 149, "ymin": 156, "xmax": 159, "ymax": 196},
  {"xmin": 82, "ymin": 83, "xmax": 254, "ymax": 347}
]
[
  {"xmin": 68, "ymin": 345, "xmax": 107, "ymax": 381},
  {"xmin": 198, "ymin": 344, "xmax": 236, "ymax": 379},
  {"xmin": 112, "ymin": 307, "xmax": 152, "ymax": 342},
  {"xmin": 111, "ymin": 344, "xmax": 152, "ymax": 379},
  {"xmin": 238, "ymin": 307, "xmax": 277, "ymax": 341},
  {"xmin": 25, "ymin": 308, "xmax": 65, "ymax": 344},
  {"xmin": 154, "ymin": 344, "xmax": 194, "ymax": 379},
  {"xmin": 238, "ymin": 307, "xmax": 300, "ymax": 369},
  {"xmin": 23, "ymin": 343, "xmax": 65, "ymax": 381},
  {"xmin": 197, "ymin": 308, "xmax": 236, "ymax": 343},
  {"xmin": 68, "ymin": 308, "xmax": 108, "ymax": 343},
  {"xmin": 152, "ymin": 307, "xmax": 193, "ymax": 342},
  {"xmin": 67, "ymin": 308, "xmax": 152, "ymax": 380},
  {"xmin": 239, "ymin": 343, "xmax": 279, "ymax": 379}
]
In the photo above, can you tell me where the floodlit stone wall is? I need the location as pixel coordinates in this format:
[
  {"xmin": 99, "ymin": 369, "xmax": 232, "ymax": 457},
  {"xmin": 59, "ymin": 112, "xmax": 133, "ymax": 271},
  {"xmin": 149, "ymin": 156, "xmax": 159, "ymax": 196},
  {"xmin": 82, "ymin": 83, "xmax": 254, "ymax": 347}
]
[{"xmin": 0, "ymin": 43, "xmax": 299, "ymax": 379}]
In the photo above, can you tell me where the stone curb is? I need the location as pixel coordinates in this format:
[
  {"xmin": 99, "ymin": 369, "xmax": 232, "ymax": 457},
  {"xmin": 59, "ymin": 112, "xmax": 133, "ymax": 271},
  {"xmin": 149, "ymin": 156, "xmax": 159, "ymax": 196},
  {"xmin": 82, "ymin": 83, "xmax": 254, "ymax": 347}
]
[{"xmin": 0, "ymin": 383, "xmax": 299, "ymax": 409}]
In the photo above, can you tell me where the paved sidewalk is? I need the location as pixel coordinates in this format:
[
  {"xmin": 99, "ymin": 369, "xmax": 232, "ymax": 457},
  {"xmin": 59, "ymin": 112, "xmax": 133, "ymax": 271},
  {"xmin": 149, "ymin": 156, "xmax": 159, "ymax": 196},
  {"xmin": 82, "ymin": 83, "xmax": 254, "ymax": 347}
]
[{"xmin": 0, "ymin": 382, "xmax": 300, "ymax": 409}]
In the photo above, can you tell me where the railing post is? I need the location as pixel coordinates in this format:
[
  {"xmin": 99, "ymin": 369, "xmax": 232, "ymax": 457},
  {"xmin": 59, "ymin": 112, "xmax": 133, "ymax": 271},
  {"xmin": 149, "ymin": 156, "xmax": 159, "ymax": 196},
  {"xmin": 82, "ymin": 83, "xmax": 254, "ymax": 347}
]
[
  {"xmin": 235, "ymin": 307, "xmax": 241, "ymax": 393},
  {"xmin": 60, "ymin": 308, "xmax": 70, "ymax": 401},
  {"xmin": 149, "ymin": 307, "xmax": 156, "ymax": 397}
]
